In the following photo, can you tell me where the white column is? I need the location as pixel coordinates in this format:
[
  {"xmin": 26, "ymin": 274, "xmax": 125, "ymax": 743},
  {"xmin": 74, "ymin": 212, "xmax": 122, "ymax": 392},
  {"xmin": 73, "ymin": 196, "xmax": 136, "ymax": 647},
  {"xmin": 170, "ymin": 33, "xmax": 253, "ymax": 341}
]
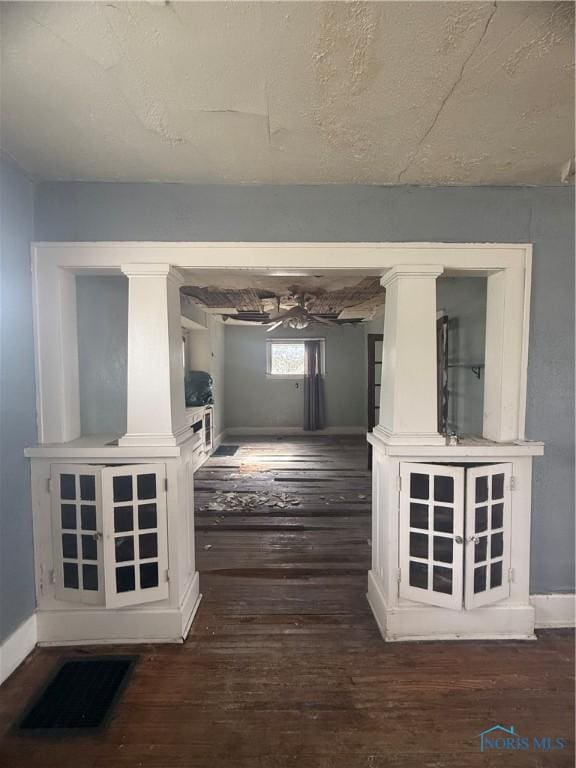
[
  {"xmin": 119, "ymin": 264, "xmax": 187, "ymax": 447},
  {"xmin": 374, "ymin": 265, "xmax": 445, "ymax": 446}
]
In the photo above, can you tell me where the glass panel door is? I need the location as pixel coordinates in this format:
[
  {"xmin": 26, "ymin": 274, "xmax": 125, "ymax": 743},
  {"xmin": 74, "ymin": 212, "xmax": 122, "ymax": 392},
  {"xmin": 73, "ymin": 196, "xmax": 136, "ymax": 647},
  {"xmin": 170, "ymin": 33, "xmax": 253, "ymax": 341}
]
[
  {"xmin": 399, "ymin": 463, "xmax": 465, "ymax": 610},
  {"xmin": 50, "ymin": 464, "xmax": 104, "ymax": 605},
  {"xmin": 464, "ymin": 463, "xmax": 512, "ymax": 609},
  {"xmin": 101, "ymin": 464, "xmax": 169, "ymax": 608}
]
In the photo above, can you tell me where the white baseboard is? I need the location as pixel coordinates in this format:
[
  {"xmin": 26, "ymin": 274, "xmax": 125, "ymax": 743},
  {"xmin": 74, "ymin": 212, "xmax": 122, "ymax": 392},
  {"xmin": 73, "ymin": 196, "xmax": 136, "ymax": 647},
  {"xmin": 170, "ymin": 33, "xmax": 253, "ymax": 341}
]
[
  {"xmin": 0, "ymin": 612, "xmax": 37, "ymax": 685},
  {"xmin": 224, "ymin": 426, "xmax": 366, "ymax": 437},
  {"xmin": 531, "ymin": 594, "xmax": 575, "ymax": 628}
]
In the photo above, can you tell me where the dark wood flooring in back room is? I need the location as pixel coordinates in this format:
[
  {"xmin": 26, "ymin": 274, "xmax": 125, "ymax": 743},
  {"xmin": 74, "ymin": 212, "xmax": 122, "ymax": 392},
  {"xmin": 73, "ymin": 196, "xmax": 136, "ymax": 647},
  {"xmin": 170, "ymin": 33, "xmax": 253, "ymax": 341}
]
[{"xmin": 0, "ymin": 436, "xmax": 573, "ymax": 768}]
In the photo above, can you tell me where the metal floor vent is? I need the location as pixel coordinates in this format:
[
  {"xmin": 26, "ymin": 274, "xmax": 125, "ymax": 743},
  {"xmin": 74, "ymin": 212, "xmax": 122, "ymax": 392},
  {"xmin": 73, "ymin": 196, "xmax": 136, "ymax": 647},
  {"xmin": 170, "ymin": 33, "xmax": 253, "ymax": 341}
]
[
  {"xmin": 19, "ymin": 656, "xmax": 137, "ymax": 731},
  {"xmin": 213, "ymin": 445, "xmax": 239, "ymax": 456}
]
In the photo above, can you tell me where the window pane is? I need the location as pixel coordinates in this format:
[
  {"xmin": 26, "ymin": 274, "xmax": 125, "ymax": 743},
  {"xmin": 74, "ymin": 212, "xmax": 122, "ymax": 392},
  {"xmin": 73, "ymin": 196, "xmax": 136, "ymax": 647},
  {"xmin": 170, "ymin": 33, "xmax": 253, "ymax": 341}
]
[
  {"xmin": 83, "ymin": 564, "xmax": 98, "ymax": 591},
  {"xmin": 434, "ymin": 475, "xmax": 453, "ymax": 503},
  {"xmin": 475, "ymin": 536, "xmax": 488, "ymax": 563},
  {"xmin": 490, "ymin": 561, "xmax": 503, "ymax": 588},
  {"xmin": 409, "ymin": 532, "xmax": 428, "ymax": 559},
  {"xmin": 113, "ymin": 475, "xmax": 133, "ymax": 503},
  {"xmin": 140, "ymin": 563, "xmax": 159, "ymax": 589},
  {"xmin": 433, "ymin": 536, "xmax": 453, "ymax": 564},
  {"xmin": 61, "ymin": 505, "xmax": 76, "ymax": 530},
  {"xmin": 139, "ymin": 533, "xmax": 158, "ymax": 559},
  {"xmin": 62, "ymin": 534, "xmax": 77, "ymax": 559},
  {"xmin": 138, "ymin": 504, "xmax": 157, "ymax": 529},
  {"xmin": 114, "ymin": 507, "xmax": 133, "ymax": 533},
  {"xmin": 475, "ymin": 476, "xmax": 488, "ymax": 503},
  {"xmin": 474, "ymin": 566, "xmax": 487, "ymax": 594},
  {"xmin": 433, "ymin": 506, "xmax": 453, "ymax": 533},
  {"xmin": 81, "ymin": 505, "xmax": 96, "ymax": 531},
  {"xmin": 80, "ymin": 475, "xmax": 96, "ymax": 501},
  {"xmin": 409, "ymin": 561, "xmax": 428, "ymax": 589},
  {"xmin": 410, "ymin": 473, "xmax": 429, "ymax": 500},
  {"xmin": 270, "ymin": 343, "xmax": 305, "ymax": 375},
  {"xmin": 475, "ymin": 507, "xmax": 488, "ymax": 533},
  {"xmin": 63, "ymin": 563, "xmax": 79, "ymax": 589},
  {"xmin": 115, "ymin": 536, "xmax": 135, "ymax": 563},
  {"xmin": 491, "ymin": 532, "xmax": 504, "ymax": 558},
  {"xmin": 410, "ymin": 503, "xmax": 428, "ymax": 530},
  {"xmin": 137, "ymin": 474, "xmax": 156, "ymax": 500},
  {"xmin": 60, "ymin": 474, "xmax": 76, "ymax": 500},
  {"xmin": 81, "ymin": 535, "xmax": 97, "ymax": 561},
  {"xmin": 492, "ymin": 473, "xmax": 505, "ymax": 500},
  {"xmin": 116, "ymin": 566, "xmax": 135, "ymax": 593},
  {"xmin": 491, "ymin": 503, "xmax": 504, "ymax": 529},
  {"xmin": 433, "ymin": 566, "xmax": 452, "ymax": 594}
]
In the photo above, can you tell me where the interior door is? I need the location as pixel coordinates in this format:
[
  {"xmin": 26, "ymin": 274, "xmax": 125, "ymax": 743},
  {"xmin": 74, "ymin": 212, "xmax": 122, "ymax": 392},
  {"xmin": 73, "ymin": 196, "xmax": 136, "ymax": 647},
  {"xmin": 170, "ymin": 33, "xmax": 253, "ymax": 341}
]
[
  {"xmin": 464, "ymin": 463, "xmax": 512, "ymax": 609},
  {"xmin": 101, "ymin": 464, "xmax": 169, "ymax": 608},
  {"xmin": 50, "ymin": 464, "xmax": 104, "ymax": 605},
  {"xmin": 399, "ymin": 462, "xmax": 465, "ymax": 610}
]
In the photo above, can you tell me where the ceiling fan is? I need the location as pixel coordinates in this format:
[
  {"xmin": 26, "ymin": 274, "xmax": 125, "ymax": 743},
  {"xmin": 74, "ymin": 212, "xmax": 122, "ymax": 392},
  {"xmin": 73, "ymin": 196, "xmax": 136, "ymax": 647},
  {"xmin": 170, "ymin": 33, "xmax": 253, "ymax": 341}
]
[{"xmin": 263, "ymin": 292, "xmax": 339, "ymax": 332}]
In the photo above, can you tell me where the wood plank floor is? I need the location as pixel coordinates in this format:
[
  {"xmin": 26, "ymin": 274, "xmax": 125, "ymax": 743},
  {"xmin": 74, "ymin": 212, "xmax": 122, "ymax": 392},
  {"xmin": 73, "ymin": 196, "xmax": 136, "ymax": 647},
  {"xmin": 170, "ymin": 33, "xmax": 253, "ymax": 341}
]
[{"xmin": 0, "ymin": 436, "xmax": 573, "ymax": 767}]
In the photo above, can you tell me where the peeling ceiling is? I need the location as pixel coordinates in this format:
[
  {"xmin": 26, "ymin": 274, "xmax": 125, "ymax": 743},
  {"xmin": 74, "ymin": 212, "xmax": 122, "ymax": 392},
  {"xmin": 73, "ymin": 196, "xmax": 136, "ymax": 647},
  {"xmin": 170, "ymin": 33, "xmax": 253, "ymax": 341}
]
[
  {"xmin": 181, "ymin": 274, "xmax": 386, "ymax": 325},
  {"xmin": 1, "ymin": 1, "xmax": 574, "ymax": 185}
]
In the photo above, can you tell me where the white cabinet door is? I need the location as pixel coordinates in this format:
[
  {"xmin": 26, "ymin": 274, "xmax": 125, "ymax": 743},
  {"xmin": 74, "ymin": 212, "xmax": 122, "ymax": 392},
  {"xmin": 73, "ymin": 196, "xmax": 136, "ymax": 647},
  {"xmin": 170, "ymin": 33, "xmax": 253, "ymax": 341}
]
[
  {"xmin": 50, "ymin": 464, "xmax": 104, "ymax": 605},
  {"xmin": 399, "ymin": 463, "xmax": 465, "ymax": 610},
  {"xmin": 464, "ymin": 463, "xmax": 512, "ymax": 610},
  {"xmin": 101, "ymin": 464, "xmax": 169, "ymax": 608}
]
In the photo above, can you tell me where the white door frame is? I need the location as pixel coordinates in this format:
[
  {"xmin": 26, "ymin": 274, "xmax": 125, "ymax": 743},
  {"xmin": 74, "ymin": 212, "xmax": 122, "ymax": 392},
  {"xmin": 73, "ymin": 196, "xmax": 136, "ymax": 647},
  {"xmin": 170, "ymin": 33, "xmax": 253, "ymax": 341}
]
[{"xmin": 30, "ymin": 241, "xmax": 532, "ymax": 446}]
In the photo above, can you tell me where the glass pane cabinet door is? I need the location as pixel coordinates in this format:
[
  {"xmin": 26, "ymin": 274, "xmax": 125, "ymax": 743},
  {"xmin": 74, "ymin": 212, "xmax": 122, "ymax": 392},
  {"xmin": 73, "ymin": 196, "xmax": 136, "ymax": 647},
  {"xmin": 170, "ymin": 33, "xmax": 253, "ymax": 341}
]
[
  {"xmin": 101, "ymin": 464, "xmax": 169, "ymax": 608},
  {"xmin": 399, "ymin": 463, "xmax": 465, "ymax": 610},
  {"xmin": 464, "ymin": 463, "xmax": 512, "ymax": 609},
  {"xmin": 50, "ymin": 465, "xmax": 104, "ymax": 605}
]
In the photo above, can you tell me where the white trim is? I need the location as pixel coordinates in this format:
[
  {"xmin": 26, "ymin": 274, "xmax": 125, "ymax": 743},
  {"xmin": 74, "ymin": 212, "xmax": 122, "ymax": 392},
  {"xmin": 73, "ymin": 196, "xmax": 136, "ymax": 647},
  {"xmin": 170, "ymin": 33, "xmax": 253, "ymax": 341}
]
[
  {"xmin": 531, "ymin": 594, "xmax": 576, "ymax": 628},
  {"xmin": 30, "ymin": 241, "xmax": 532, "ymax": 446},
  {"xmin": 0, "ymin": 613, "xmax": 37, "ymax": 685},
  {"xmin": 224, "ymin": 426, "xmax": 366, "ymax": 436},
  {"xmin": 36, "ymin": 572, "xmax": 201, "ymax": 646}
]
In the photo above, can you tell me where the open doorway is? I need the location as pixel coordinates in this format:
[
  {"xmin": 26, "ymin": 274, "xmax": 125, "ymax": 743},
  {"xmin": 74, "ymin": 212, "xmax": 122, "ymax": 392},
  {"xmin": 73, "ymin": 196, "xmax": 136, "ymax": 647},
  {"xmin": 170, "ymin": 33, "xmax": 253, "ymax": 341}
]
[{"xmin": 178, "ymin": 272, "xmax": 380, "ymax": 621}]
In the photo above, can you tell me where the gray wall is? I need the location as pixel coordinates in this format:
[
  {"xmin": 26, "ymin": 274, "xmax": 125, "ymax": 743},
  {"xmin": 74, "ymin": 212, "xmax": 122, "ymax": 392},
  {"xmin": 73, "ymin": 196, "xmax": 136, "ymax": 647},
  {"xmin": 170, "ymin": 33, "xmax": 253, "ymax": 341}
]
[
  {"xmin": 33, "ymin": 183, "xmax": 576, "ymax": 594},
  {"xmin": 0, "ymin": 157, "xmax": 36, "ymax": 641},
  {"xmin": 76, "ymin": 276, "xmax": 128, "ymax": 436},
  {"xmin": 437, "ymin": 277, "xmax": 487, "ymax": 436},
  {"xmin": 224, "ymin": 325, "xmax": 367, "ymax": 430}
]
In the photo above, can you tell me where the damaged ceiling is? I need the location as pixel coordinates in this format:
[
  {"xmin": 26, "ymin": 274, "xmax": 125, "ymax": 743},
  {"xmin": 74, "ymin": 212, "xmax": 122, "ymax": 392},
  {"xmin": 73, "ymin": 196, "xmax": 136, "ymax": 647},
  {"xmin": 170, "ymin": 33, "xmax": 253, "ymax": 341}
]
[
  {"xmin": 182, "ymin": 274, "xmax": 386, "ymax": 325},
  {"xmin": 1, "ymin": 1, "xmax": 574, "ymax": 185}
]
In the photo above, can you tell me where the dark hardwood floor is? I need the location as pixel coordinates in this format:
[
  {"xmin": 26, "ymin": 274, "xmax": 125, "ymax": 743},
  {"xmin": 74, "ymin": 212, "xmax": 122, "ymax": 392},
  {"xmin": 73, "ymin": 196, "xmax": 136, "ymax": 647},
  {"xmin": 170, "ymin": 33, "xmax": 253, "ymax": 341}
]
[{"xmin": 0, "ymin": 437, "xmax": 573, "ymax": 767}]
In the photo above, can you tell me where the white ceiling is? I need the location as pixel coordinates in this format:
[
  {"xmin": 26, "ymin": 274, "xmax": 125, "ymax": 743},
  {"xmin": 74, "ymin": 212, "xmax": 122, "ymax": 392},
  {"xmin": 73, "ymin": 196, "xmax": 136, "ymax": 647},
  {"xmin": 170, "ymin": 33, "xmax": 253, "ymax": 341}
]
[{"xmin": 1, "ymin": 1, "xmax": 574, "ymax": 185}]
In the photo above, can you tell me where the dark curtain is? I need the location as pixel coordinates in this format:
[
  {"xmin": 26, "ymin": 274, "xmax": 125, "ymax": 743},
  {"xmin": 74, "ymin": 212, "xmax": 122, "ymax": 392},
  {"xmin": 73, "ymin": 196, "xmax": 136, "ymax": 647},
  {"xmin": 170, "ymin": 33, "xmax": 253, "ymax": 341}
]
[{"xmin": 303, "ymin": 340, "xmax": 324, "ymax": 431}]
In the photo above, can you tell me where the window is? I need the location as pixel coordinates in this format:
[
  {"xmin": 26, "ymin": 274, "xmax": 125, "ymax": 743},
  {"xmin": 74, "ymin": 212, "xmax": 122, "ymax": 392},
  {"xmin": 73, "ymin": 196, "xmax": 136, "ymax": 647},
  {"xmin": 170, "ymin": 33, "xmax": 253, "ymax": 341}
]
[{"xmin": 266, "ymin": 339, "xmax": 325, "ymax": 378}]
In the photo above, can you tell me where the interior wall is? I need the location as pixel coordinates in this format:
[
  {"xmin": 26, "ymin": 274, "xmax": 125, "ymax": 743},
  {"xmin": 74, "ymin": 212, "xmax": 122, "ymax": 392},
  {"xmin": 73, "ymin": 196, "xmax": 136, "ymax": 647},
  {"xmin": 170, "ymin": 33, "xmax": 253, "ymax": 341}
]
[
  {"xmin": 33, "ymin": 183, "xmax": 576, "ymax": 594},
  {"xmin": 0, "ymin": 157, "xmax": 36, "ymax": 642},
  {"xmin": 437, "ymin": 277, "xmax": 487, "ymax": 436},
  {"xmin": 76, "ymin": 275, "xmax": 128, "ymax": 436},
  {"xmin": 224, "ymin": 325, "xmax": 367, "ymax": 431}
]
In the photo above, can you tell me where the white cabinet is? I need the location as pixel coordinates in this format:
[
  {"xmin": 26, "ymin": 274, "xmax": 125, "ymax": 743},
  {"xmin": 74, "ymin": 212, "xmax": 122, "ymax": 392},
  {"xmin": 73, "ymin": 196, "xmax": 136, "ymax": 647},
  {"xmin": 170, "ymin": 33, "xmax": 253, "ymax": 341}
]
[
  {"xmin": 50, "ymin": 463, "xmax": 169, "ymax": 609},
  {"xmin": 399, "ymin": 462, "xmax": 512, "ymax": 611},
  {"xmin": 27, "ymin": 434, "xmax": 202, "ymax": 645},
  {"xmin": 367, "ymin": 437, "xmax": 543, "ymax": 642}
]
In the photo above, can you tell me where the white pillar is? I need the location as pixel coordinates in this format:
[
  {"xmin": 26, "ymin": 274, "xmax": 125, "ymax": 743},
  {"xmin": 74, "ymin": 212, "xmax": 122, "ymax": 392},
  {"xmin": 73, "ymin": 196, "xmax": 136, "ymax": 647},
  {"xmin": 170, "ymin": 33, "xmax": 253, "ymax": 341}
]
[
  {"xmin": 119, "ymin": 264, "xmax": 187, "ymax": 447},
  {"xmin": 374, "ymin": 265, "xmax": 445, "ymax": 446}
]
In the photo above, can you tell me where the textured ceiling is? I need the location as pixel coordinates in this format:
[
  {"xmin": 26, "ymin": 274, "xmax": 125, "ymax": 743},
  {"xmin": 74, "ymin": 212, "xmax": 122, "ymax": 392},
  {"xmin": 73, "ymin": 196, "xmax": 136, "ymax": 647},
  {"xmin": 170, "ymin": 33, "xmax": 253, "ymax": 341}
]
[
  {"xmin": 182, "ymin": 275, "xmax": 386, "ymax": 324},
  {"xmin": 1, "ymin": 1, "xmax": 574, "ymax": 185}
]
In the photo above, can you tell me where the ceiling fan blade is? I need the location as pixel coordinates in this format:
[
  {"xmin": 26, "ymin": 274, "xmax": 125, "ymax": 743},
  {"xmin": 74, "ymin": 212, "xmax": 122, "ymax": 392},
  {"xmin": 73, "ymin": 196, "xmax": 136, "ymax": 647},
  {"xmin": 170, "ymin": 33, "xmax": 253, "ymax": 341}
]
[
  {"xmin": 311, "ymin": 315, "xmax": 338, "ymax": 326},
  {"xmin": 266, "ymin": 320, "xmax": 284, "ymax": 332}
]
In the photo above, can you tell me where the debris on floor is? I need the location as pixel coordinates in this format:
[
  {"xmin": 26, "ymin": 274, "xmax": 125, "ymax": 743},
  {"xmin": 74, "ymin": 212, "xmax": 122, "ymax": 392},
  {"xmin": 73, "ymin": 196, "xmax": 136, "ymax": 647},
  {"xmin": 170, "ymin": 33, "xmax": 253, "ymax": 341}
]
[{"xmin": 200, "ymin": 491, "xmax": 301, "ymax": 513}]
